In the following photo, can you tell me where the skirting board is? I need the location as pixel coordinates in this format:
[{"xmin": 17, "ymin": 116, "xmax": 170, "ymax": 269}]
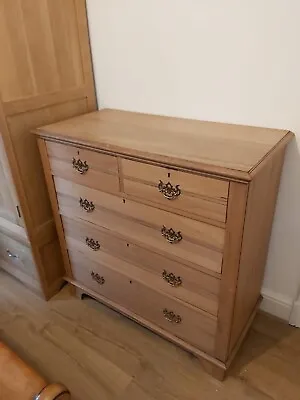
[
  {"xmin": 289, "ymin": 296, "xmax": 300, "ymax": 327},
  {"xmin": 260, "ymin": 288, "xmax": 293, "ymax": 321}
]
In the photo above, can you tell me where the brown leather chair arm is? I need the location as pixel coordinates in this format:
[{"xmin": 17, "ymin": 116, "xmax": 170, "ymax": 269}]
[{"xmin": 35, "ymin": 383, "xmax": 71, "ymax": 399}]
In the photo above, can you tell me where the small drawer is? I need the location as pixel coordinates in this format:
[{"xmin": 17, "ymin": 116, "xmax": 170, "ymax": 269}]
[
  {"xmin": 0, "ymin": 233, "xmax": 39, "ymax": 289},
  {"xmin": 62, "ymin": 216, "xmax": 220, "ymax": 316},
  {"xmin": 122, "ymin": 159, "xmax": 229, "ymax": 223},
  {"xmin": 46, "ymin": 141, "xmax": 120, "ymax": 194},
  {"xmin": 69, "ymin": 248, "xmax": 217, "ymax": 355},
  {"xmin": 55, "ymin": 178, "xmax": 225, "ymax": 274}
]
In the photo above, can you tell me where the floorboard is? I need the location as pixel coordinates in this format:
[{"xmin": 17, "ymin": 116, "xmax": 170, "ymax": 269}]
[{"xmin": 0, "ymin": 271, "xmax": 299, "ymax": 400}]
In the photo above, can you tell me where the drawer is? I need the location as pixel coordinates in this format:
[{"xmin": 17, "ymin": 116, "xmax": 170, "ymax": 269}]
[
  {"xmin": 63, "ymin": 216, "xmax": 220, "ymax": 316},
  {"xmin": 122, "ymin": 159, "xmax": 229, "ymax": 223},
  {"xmin": 56, "ymin": 178, "xmax": 225, "ymax": 274},
  {"xmin": 0, "ymin": 233, "xmax": 39, "ymax": 289},
  {"xmin": 69, "ymin": 248, "xmax": 217, "ymax": 355},
  {"xmin": 46, "ymin": 141, "xmax": 120, "ymax": 194}
]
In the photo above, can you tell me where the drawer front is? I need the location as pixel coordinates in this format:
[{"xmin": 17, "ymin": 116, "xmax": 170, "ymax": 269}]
[
  {"xmin": 69, "ymin": 248, "xmax": 217, "ymax": 354},
  {"xmin": 63, "ymin": 216, "xmax": 220, "ymax": 316},
  {"xmin": 47, "ymin": 141, "xmax": 120, "ymax": 193},
  {"xmin": 56, "ymin": 178, "xmax": 224, "ymax": 274},
  {"xmin": 122, "ymin": 159, "xmax": 229, "ymax": 223},
  {"xmin": 0, "ymin": 233, "xmax": 39, "ymax": 289}
]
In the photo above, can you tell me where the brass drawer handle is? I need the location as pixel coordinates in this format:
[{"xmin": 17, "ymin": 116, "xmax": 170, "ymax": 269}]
[
  {"xmin": 72, "ymin": 158, "xmax": 89, "ymax": 174},
  {"xmin": 161, "ymin": 226, "xmax": 182, "ymax": 244},
  {"xmin": 91, "ymin": 271, "xmax": 105, "ymax": 285},
  {"xmin": 163, "ymin": 308, "xmax": 182, "ymax": 324},
  {"xmin": 6, "ymin": 249, "xmax": 19, "ymax": 259},
  {"xmin": 158, "ymin": 180, "xmax": 181, "ymax": 200},
  {"xmin": 79, "ymin": 197, "xmax": 95, "ymax": 212},
  {"xmin": 86, "ymin": 237, "xmax": 100, "ymax": 251},
  {"xmin": 162, "ymin": 270, "xmax": 182, "ymax": 287}
]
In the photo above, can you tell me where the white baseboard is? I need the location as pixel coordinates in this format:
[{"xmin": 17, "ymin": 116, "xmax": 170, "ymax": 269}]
[
  {"xmin": 289, "ymin": 297, "xmax": 300, "ymax": 327},
  {"xmin": 260, "ymin": 288, "xmax": 293, "ymax": 321}
]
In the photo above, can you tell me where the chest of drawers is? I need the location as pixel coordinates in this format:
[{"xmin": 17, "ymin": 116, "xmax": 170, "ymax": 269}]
[{"xmin": 35, "ymin": 109, "xmax": 293, "ymax": 380}]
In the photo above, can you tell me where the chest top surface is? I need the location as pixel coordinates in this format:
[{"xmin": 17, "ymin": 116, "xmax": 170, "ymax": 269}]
[{"xmin": 34, "ymin": 109, "xmax": 292, "ymax": 181}]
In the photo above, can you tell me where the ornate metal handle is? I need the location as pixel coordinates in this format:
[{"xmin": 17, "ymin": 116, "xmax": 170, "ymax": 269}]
[
  {"xmin": 79, "ymin": 197, "xmax": 95, "ymax": 212},
  {"xmin": 163, "ymin": 308, "xmax": 182, "ymax": 324},
  {"xmin": 86, "ymin": 237, "xmax": 100, "ymax": 251},
  {"xmin": 72, "ymin": 158, "xmax": 89, "ymax": 174},
  {"xmin": 162, "ymin": 270, "xmax": 182, "ymax": 287},
  {"xmin": 158, "ymin": 180, "xmax": 181, "ymax": 200},
  {"xmin": 161, "ymin": 226, "xmax": 182, "ymax": 244},
  {"xmin": 6, "ymin": 249, "xmax": 19, "ymax": 259},
  {"xmin": 91, "ymin": 271, "xmax": 105, "ymax": 285}
]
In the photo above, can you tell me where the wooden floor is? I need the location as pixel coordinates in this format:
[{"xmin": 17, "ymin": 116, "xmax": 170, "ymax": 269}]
[{"xmin": 0, "ymin": 271, "xmax": 299, "ymax": 400}]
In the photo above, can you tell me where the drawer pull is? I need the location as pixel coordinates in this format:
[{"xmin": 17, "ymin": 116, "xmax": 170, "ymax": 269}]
[
  {"xmin": 162, "ymin": 270, "xmax": 182, "ymax": 287},
  {"xmin": 91, "ymin": 271, "xmax": 105, "ymax": 285},
  {"xmin": 86, "ymin": 237, "xmax": 100, "ymax": 251},
  {"xmin": 6, "ymin": 249, "xmax": 19, "ymax": 259},
  {"xmin": 163, "ymin": 308, "xmax": 182, "ymax": 324},
  {"xmin": 72, "ymin": 158, "xmax": 89, "ymax": 174},
  {"xmin": 79, "ymin": 197, "xmax": 95, "ymax": 212},
  {"xmin": 161, "ymin": 226, "xmax": 182, "ymax": 244},
  {"xmin": 158, "ymin": 180, "xmax": 181, "ymax": 200}
]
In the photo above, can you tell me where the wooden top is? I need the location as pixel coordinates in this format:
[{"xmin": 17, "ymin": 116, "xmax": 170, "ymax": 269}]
[{"xmin": 34, "ymin": 109, "xmax": 293, "ymax": 181}]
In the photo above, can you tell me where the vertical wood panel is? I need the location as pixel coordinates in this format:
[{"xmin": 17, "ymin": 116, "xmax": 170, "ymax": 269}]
[
  {"xmin": 229, "ymin": 148, "xmax": 286, "ymax": 352},
  {"xmin": 214, "ymin": 182, "xmax": 248, "ymax": 362},
  {"xmin": 20, "ymin": 0, "xmax": 60, "ymax": 94},
  {"xmin": 0, "ymin": 0, "xmax": 35, "ymax": 101},
  {"xmin": 47, "ymin": 0, "xmax": 84, "ymax": 89}
]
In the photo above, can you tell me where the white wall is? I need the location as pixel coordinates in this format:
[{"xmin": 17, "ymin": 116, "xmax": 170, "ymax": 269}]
[{"xmin": 86, "ymin": 0, "xmax": 300, "ymax": 320}]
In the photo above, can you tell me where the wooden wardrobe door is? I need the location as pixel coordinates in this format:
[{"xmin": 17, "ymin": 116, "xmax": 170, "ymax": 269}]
[
  {"xmin": 0, "ymin": 135, "xmax": 20, "ymax": 225},
  {"xmin": 0, "ymin": 0, "xmax": 96, "ymax": 298}
]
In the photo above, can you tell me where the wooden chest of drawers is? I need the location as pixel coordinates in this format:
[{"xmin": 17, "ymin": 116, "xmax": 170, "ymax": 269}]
[{"xmin": 35, "ymin": 109, "xmax": 293, "ymax": 380}]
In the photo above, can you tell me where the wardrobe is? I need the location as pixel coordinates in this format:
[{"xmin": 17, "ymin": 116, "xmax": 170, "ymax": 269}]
[{"xmin": 0, "ymin": 0, "xmax": 96, "ymax": 298}]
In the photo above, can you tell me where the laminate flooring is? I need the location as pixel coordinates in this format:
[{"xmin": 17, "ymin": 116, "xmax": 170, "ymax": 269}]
[{"xmin": 0, "ymin": 270, "xmax": 299, "ymax": 400}]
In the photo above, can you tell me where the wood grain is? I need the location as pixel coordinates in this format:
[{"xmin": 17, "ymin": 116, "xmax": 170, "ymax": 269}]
[
  {"xmin": 214, "ymin": 182, "xmax": 249, "ymax": 362},
  {"xmin": 69, "ymin": 248, "xmax": 217, "ymax": 355},
  {"xmin": 63, "ymin": 218, "xmax": 219, "ymax": 315},
  {"xmin": 0, "ymin": 0, "xmax": 96, "ymax": 298},
  {"xmin": 229, "ymin": 146, "xmax": 287, "ymax": 352},
  {"xmin": 57, "ymin": 190, "xmax": 224, "ymax": 274},
  {"xmin": 1, "ymin": 271, "xmax": 300, "ymax": 399},
  {"xmin": 34, "ymin": 109, "xmax": 290, "ymax": 180},
  {"xmin": 63, "ymin": 215, "xmax": 220, "ymax": 311}
]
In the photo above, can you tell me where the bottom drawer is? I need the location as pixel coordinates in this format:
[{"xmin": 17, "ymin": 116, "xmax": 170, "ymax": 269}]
[
  {"xmin": 69, "ymin": 248, "xmax": 217, "ymax": 355},
  {"xmin": 0, "ymin": 233, "xmax": 39, "ymax": 290}
]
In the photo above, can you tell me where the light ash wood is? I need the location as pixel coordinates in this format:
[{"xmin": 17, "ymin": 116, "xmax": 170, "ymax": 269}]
[
  {"xmin": 69, "ymin": 248, "xmax": 217, "ymax": 355},
  {"xmin": 63, "ymin": 215, "xmax": 220, "ymax": 316},
  {"xmin": 0, "ymin": 0, "xmax": 96, "ymax": 298},
  {"xmin": 36, "ymin": 109, "xmax": 291, "ymax": 180},
  {"xmin": 35, "ymin": 109, "xmax": 293, "ymax": 379},
  {"xmin": 1, "ymin": 271, "xmax": 300, "ymax": 400},
  {"xmin": 56, "ymin": 183, "xmax": 224, "ymax": 274},
  {"xmin": 123, "ymin": 158, "xmax": 228, "ymax": 223}
]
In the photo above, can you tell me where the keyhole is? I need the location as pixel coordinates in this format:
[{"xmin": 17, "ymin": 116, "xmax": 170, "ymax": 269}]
[
  {"xmin": 126, "ymin": 243, "xmax": 130, "ymax": 247},
  {"xmin": 123, "ymin": 199, "xmax": 126, "ymax": 204},
  {"xmin": 129, "ymin": 280, "xmax": 132, "ymax": 284},
  {"xmin": 77, "ymin": 150, "xmax": 80, "ymax": 155},
  {"xmin": 167, "ymin": 172, "xmax": 171, "ymax": 178}
]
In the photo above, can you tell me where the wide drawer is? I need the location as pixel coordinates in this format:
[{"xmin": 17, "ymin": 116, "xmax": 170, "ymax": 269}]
[
  {"xmin": 69, "ymin": 248, "xmax": 217, "ymax": 355},
  {"xmin": 47, "ymin": 141, "xmax": 120, "ymax": 194},
  {"xmin": 0, "ymin": 233, "xmax": 39, "ymax": 290},
  {"xmin": 122, "ymin": 159, "xmax": 229, "ymax": 223},
  {"xmin": 63, "ymin": 216, "xmax": 220, "ymax": 316},
  {"xmin": 56, "ymin": 178, "xmax": 225, "ymax": 274}
]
